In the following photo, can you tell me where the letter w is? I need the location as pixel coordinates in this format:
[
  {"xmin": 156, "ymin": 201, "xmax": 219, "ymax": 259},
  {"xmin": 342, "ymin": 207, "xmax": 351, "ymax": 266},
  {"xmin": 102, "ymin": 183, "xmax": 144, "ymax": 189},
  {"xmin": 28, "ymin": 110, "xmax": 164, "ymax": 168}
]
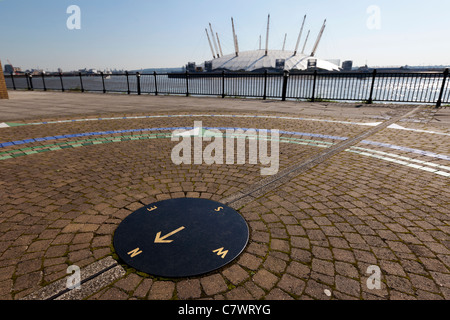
[{"xmin": 212, "ymin": 247, "xmax": 229, "ymax": 259}]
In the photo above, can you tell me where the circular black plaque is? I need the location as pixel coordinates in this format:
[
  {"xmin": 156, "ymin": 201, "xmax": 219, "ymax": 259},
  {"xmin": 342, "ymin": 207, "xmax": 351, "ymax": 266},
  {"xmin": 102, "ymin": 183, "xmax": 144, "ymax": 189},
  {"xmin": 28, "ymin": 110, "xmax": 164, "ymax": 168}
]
[{"xmin": 113, "ymin": 198, "xmax": 249, "ymax": 278}]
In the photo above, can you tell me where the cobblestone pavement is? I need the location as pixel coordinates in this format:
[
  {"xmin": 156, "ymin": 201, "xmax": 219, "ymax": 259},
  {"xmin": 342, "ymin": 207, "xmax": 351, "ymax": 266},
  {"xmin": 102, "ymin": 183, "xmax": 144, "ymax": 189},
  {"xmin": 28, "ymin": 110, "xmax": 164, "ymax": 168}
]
[{"xmin": 0, "ymin": 92, "xmax": 449, "ymax": 300}]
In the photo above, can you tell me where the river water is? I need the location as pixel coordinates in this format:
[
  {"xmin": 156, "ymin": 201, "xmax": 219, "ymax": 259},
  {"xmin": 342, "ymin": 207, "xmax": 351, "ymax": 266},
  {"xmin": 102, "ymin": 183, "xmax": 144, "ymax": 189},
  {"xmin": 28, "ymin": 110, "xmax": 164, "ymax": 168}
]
[{"xmin": 5, "ymin": 73, "xmax": 449, "ymax": 104}]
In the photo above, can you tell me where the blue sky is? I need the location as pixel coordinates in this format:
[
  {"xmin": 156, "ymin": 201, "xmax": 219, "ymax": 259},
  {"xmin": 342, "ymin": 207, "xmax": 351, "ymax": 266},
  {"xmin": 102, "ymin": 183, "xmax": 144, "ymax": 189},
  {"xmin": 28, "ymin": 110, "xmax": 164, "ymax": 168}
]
[{"xmin": 1, "ymin": 0, "xmax": 449, "ymax": 71}]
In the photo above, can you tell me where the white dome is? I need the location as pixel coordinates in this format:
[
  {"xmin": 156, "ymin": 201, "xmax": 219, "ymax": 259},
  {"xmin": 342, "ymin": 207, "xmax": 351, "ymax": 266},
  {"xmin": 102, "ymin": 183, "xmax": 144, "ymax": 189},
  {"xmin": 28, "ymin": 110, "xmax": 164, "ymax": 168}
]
[{"xmin": 204, "ymin": 50, "xmax": 340, "ymax": 72}]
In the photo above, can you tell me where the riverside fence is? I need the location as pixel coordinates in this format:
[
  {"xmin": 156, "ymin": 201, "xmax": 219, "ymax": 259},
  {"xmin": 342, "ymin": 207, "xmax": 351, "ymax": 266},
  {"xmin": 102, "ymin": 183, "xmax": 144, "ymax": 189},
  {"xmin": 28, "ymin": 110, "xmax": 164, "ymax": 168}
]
[{"xmin": 5, "ymin": 69, "xmax": 450, "ymax": 107}]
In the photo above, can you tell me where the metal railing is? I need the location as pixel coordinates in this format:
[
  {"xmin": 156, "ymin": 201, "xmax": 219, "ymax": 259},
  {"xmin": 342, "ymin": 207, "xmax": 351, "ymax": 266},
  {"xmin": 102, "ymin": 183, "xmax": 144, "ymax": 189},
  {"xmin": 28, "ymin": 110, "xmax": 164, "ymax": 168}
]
[{"xmin": 5, "ymin": 69, "xmax": 449, "ymax": 107}]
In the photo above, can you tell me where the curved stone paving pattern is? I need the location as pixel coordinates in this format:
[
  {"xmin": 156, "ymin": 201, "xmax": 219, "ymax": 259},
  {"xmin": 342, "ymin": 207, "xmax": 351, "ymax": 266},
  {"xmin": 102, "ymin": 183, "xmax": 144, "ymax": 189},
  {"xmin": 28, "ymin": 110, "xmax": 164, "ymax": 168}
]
[
  {"xmin": 241, "ymin": 152, "xmax": 449, "ymax": 300},
  {"xmin": 0, "ymin": 108, "xmax": 449, "ymax": 300},
  {"xmin": 1, "ymin": 121, "xmax": 449, "ymax": 177}
]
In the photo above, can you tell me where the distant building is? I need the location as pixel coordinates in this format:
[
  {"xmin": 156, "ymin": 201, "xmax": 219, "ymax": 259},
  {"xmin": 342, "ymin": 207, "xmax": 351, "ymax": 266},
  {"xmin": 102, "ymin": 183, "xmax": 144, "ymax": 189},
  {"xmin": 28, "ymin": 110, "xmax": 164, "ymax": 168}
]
[
  {"xmin": 4, "ymin": 64, "xmax": 14, "ymax": 74},
  {"xmin": 4, "ymin": 64, "xmax": 22, "ymax": 75},
  {"xmin": 275, "ymin": 59, "xmax": 286, "ymax": 70},
  {"xmin": 28, "ymin": 69, "xmax": 43, "ymax": 75},
  {"xmin": 307, "ymin": 58, "xmax": 318, "ymax": 70},
  {"xmin": 204, "ymin": 61, "xmax": 213, "ymax": 72},
  {"xmin": 342, "ymin": 60, "xmax": 353, "ymax": 71},
  {"xmin": 325, "ymin": 59, "xmax": 341, "ymax": 67},
  {"xmin": 186, "ymin": 62, "xmax": 196, "ymax": 73}
]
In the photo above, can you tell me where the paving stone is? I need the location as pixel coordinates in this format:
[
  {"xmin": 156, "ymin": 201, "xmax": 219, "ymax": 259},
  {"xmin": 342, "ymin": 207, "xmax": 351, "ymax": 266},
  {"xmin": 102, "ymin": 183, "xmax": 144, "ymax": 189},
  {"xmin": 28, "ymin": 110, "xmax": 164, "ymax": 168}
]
[
  {"xmin": 304, "ymin": 279, "xmax": 332, "ymax": 300},
  {"xmin": 277, "ymin": 274, "xmax": 305, "ymax": 296},
  {"xmin": 335, "ymin": 275, "xmax": 361, "ymax": 298},
  {"xmin": 266, "ymin": 288, "xmax": 295, "ymax": 300},
  {"xmin": 114, "ymin": 274, "xmax": 143, "ymax": 292},
  {"xmin": 200, "ymin": 274, "xmax": 228, "ymax": 296},
  {"xmin": 222, "ymin": 264, "xmax": 249, "ymax": 285},
  {"xmin": 244, "ymin": 281, "xmax": 265, "ymax": 299},
  {"xmin": 253, "ymin": 269, "xmax": 279, "ymax": 291},
  {"xmin": 311, "ymin": 258, "xmax": 335, "ymax": 277},
  {"xmin": 1, "ymin": 95, "xmax": 449, "ymax": 301},
  {"xmin": 132, "ymin": 278, "xmax": 153, "ymax": 298},
  {"xmin": 176, "ymin": 279, "xmax": 202, "ymax": 300},
  {"xmin": 148, "ymin": 281, "xmax": 175, "ymax": 300},
  {"xmin": 225, "ymin": 286, "xmax": 253, "ymax": 300},
  {"xmin": 98, "ymin": 287, "xmax": 129, "ymax": 300},
  {"xmin": 270, "ymin": 239, "xmax": 290, "ymax": 253},
  {"xmin": 408, "ymin": 273, "xmax": 440, "ymax": 293},
  {"xmin": 237, "ymin": 253, "xmax": 262, "ymax": 270}
]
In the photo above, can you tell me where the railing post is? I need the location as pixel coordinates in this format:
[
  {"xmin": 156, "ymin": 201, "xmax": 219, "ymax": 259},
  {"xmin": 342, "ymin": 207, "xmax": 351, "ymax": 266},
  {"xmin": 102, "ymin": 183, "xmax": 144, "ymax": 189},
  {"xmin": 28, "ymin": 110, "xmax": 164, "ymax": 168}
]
[
  {"xmin": 25, "ymin": 73, "xmax": 31, "ymax": 90},
  {"xmin": 436, "ymin": 68, "xmax": 449, "ymax": 108},
  {"xmin": 25, "ymin": 73, "xmax": 29, "ymax": 90},
  {"xmin": 154, "ymin": 71, "xmax": 158, "ymax": 96},
  {"xmin": 59, "ymin": 72, "xmax": 64, "ymax": 92},
  {"xmin": 136, "ymin": 72, "xmax": 141, "ymax": 95},
  {"xmin": 29, "ymin": 74, "xmax": 34, "ymax": 90},
  {"xmin": 311, "ymin": 70, "xmax": 317, "ymax": 102},
  {"xmin": 263, "ymin": 70, "xmax": 268, "ymax": 100},
  {"xmin": 222, "ymin": 71, "xmax": 225, "ymax": 98},
  {"xmin": 79, "ymin": 72, "xmax": 85, "ymax": 92},
  {"xmin": 125, "ymin": 71, "xmax": 130, "ymax": 94},
  {"xmin": 367, "ymin": 69, "xmax": 377, "ymax": 104},
  {"xmin": 281, "ymin": 70, "xmax": 289, "ymax": 101},
  {"xmin": 41, "ymin": 73, "xmax": 47, "ymax": 91},
  {"xmin": 101, "ymin": 72, "xmax": 106, "ymax": 93},
  {"xmin": 185, "ymin": 71, "xmax": 189, "ymax": 96},
  {"xmin": 10, "ymin": 73, "xmax": 16, "ymax": 90}
]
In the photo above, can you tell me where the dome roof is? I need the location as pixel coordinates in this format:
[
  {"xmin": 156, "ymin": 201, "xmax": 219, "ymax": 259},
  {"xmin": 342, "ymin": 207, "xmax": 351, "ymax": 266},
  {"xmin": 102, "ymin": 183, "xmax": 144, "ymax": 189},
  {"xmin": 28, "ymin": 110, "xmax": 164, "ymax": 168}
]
[{"xmin": 205, "ymin": 50, "xmax": 340, "ymax": 72}]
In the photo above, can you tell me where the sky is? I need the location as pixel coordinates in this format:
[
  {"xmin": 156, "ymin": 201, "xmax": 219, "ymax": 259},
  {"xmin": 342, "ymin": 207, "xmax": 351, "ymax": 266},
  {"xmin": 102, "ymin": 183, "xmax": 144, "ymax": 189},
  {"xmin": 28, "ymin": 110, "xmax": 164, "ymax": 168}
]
[{"xmin": 0, "ymin": 0, "xmax": 449, "ymax": 71}]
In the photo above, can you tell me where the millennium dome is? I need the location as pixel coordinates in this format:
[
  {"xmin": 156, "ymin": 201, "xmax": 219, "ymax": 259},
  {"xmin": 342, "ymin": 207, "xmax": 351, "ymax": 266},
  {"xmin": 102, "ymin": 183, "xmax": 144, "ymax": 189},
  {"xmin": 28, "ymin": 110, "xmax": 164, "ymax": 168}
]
[
  {"xmin": 198, "ymin": 15, "xmax": 340, "ymax": 72},
  {"xmin": 204, "ymin": 49, "xmax": 340, "ymax": 72}
]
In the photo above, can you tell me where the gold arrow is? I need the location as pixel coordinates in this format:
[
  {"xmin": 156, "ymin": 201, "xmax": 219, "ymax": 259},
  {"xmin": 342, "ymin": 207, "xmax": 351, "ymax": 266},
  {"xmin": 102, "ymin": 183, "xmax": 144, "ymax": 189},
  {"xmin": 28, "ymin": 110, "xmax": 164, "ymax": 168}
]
[{"xmin": 154, "ymin": 226, "xmax": 186, "ymax": 243}]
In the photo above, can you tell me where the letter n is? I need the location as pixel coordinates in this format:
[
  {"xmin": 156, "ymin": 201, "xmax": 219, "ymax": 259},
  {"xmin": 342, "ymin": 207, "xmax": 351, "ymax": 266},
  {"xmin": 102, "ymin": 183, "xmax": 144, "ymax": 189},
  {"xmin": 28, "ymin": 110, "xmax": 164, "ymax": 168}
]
[{"xmin": 127, "ymin": 247, "xmax": 143, "ymax": 258}]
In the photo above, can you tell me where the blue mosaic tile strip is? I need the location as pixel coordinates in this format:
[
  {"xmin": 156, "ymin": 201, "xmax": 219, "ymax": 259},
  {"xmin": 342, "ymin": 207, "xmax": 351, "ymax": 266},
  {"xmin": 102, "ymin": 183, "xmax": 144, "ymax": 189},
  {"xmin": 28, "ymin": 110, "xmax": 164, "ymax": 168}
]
[
  {"xmin": 1, "ymin": 126, "xmax": 345, "ymax": 149},
  {"xmin": 0, "ymin": 127, "xmax": 194, "ymax": 148},
  {"xmin": 361, "ymin": 140, "xmax": 450, "ymax": 161},
  {"xmin": 2, "ymin": 126, "xmax": 449, "ymax": 163}
]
